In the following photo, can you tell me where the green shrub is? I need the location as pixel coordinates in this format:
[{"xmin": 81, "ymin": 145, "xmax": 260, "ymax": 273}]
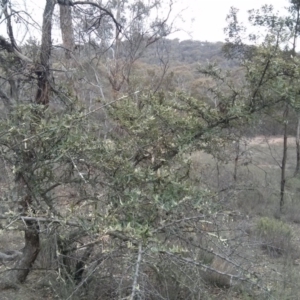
[{"xmin": 256, "ymin": 217, "xmax": 292, "ymax": 257}]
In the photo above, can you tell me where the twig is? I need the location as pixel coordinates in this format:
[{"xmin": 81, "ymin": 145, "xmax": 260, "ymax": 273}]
[
  {"xmin": 0, "ymin": 215, "xmax": 79, "ymax": 227},
  {"xmin": 68, "ymin": 153, "xmax": 88, "ymax": 183},
  {"xmin": 161, "ymin": 250, "xmax": 244, "ymax": 280},
  {"xmin": 58, "ymin": 0, "xmax": 122, "ymax": 32},
  {"xmin": 130, "ymin": 243, "xmax": 142, "ymax": 300}
]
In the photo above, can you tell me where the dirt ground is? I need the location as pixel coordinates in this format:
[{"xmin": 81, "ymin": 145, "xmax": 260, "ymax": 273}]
[{"xmin": 248, "ymin": 136, "xmax": 296, "ymax": 146}]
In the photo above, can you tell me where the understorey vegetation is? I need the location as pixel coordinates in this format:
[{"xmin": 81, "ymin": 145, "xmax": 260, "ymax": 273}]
[{"xmin": 1, "ymin": 0, "xmax": 300, "ymax": 299}]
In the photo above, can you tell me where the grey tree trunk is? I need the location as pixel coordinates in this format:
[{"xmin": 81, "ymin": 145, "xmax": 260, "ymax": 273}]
[
  {"xmin": 0, "ymin": 0, "xmax": 55, "ymax": 290},
  {"xmin": 280, "ymin": 2, "xmax": 299, "ymax": 212},
  {"xmin": 59, "ymin": 2, "xmax": 75, "ymax": 60},
  {"xmin": 280, "ymin": 105, "xmax": 289, "ymax": 212},
  {"xmin": 0, "ymin": 215, "xmax": 40, "ymax": 289}
]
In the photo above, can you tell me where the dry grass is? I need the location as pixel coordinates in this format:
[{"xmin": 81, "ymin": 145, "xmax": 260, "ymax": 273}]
[
  {"xmin": 186, "ymin": 136, "xmax": 300, "ymax": 298},
  {"xmin": 255, "ymin": 217, "xmax": 293, "ymax": 257},
  {"xmin": 202, "ymin": 256, "xmax": 237, "ymax": 288}
]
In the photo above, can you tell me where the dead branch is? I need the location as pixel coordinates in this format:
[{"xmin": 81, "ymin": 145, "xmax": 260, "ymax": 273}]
[
  {"xmin": 0, "ymin": 250, "xmax": 22, "ymax": 261},
  {"xmin": 0, "ymin": 35, "xmax": 32, "ymax": 63},
  {"xmin": 0, "ymin": 215, "xmax": 79, "ymax": 227}
]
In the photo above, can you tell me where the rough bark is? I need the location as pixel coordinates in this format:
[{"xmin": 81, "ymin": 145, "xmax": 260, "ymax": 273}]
[
  {"xmin": 35, "ymin": 0, "xmax": 55, "ymax": 106},
  {"xmin": 59, "ymin": 3, "xmax": 75, "ymax": 59},
  {"xmin": 281, "ymin": 2, "xmax": 300, "ymax": 210},
  {"xmin": 0, "ymin": 0, "xmax": 55, "ymax": 290},
  {"xmin": 1, "ymin": 222, "xmax": 40, "ymax": 289},
  {"xmin": 0, "ymin": 193, "xmax": 40, "ymax": 290}
]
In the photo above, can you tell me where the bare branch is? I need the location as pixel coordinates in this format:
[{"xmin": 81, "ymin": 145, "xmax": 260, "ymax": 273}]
[
  {"xmin": 3, "ymin": 0, "xmax": 20, "ymax": 52},
  {"xmin": 0, "ymin": 215, "xmax": 79, "ymax": 227},
  {"xmin": 58, "ymin": 0, "xmax": 122, "ymax": 32},
  {"xmin": 161, "ymin": 250, "xmax": 245, "ymax": 282},
  {"xmin": 0, "ymin": 35, "xmax": 32, "ymax": 62},
  {"xmin": 0, "ymin": 250, "xmax": 22, "ymax": 261}
]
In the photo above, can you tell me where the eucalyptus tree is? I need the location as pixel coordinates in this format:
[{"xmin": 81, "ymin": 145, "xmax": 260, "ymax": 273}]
[
  {"xmin": 59, "ymin": 1, "xmax": 75, "ymax": 59},
  {"xmin": 70, "ymin": 0, "xmax": 175, "ymax": 98},
  {"xmin": 223, "ymin": 2, "xmax": 300, "ymax": 211},
  {"xmin": 0, "ymin": 0, "xmax": 121, "ymax": 289},
  {"xmin": 0, "ymin": 0, "xmax": 188, "ymax": 295}
]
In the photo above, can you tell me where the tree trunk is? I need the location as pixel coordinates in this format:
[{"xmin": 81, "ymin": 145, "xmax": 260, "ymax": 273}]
[
  {"xmin": 0, "ymin": 220, "xmax": 40, "ymax": 289},
  {"xmin": 35, "ymin": 0, "xmax": 55, "ymax": 106},
  {"xmin": 59, "ymin": 2, "xmax": 75, "ymax": 60},
  {"xmin": 0, "ymin": 0, "xmax": 55, "ymax": 290},
  {"xmin": 280, "ymin": 104, "xmax": 289, "ymax": 212},
  {"xmin": 109, "ymin": 0, "xmax": 123, "ymax": 99},
  {"xmin": 233, "ymin": 140, "xmax": 240, "ymax": 182},
  {"xmin": 295, "ymin": 114, "xmax": 300, "ymax": 176},
  {"xmin": 292, "ymin": 0, "xmax": 300, "ymax": 176}
]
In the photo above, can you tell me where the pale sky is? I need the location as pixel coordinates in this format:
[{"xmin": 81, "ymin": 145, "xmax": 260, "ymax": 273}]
[
  {"xmin": 170, "ymin": 0, "xmax": 288, "ymax": 41},
  {"xmin": 5, "ymin": 0, "xmax": 290, "ymax": 43}
]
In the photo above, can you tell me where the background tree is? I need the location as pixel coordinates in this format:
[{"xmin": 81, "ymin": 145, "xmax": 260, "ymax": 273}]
[
  {"xmin": 224, "ymin": 2, "xmax": 300, "ymax": 212},
  {"xmin": 59, "ymin": 1, "xmax": 75, "ymax": 60}
]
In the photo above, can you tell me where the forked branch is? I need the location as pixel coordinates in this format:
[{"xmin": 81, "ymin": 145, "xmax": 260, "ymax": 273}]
[{"xmin": 57, "ymin": 0, "xmax": 122, "ymax": 32}]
